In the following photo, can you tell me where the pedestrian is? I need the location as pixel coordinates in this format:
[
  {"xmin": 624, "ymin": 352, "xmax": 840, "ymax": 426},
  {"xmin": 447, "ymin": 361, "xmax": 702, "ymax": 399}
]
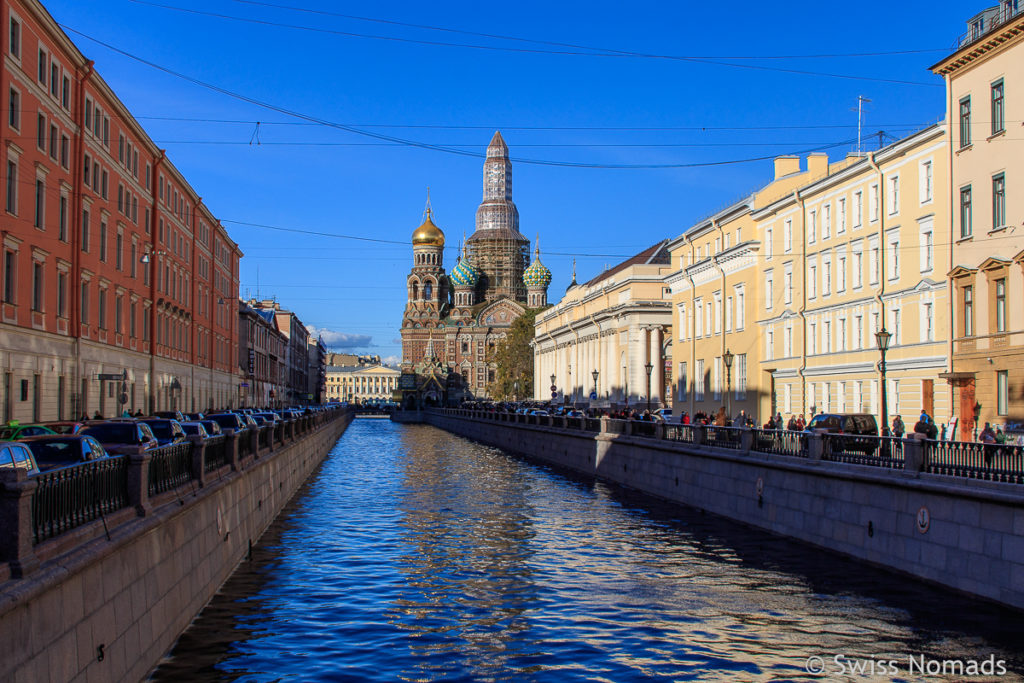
[
  {"xmin": 774, "ymin": 412, "xmax": 784, "ymax": 430},
  {"xmin": 93, "ymin": 410, "xmax": 102, "ymax": 420},
  {"xmin": 796, "ymin": 414, "xmax": 806, "ymax": 430},
  {"xmin": 786, "ymin": 414, "xmax": 797, "ymax": 431},
  {"xmin": 995, "ymin": 426, "xmax": 1007, "ymax": 444},
  {"xmin": 733, "ymin": 409, "xmax": 748, "ymax": 428},
  {"xmin": 892, "ymin": 415, "xmax": 905, "ymax": 438},
  {"xmin": 681, "ymin": 410, "xmax": 690, "ymax": 425},
  {"xmin": 715, "ymin": 406, "xmax": 727, "ymax": 426}
]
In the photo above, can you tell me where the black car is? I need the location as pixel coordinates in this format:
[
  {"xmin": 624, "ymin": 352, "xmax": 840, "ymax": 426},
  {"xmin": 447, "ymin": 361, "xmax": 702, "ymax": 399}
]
[
  {"xmin": 152, "ymin": 411, "xmax": 185, "ymax": 421},
  {"xmin": 79, "ymin": 422, "xmax": 159, "ymax": 456},
  {"xmin": 806, "ymin": 413, "xmax": 880, "ymax": 453},
  {"xmin": 198, "ymin": 420, "xmax": 223, "ymax": 436},
  {"xmin": 21, "ymin": 435, "xmax": 110, "ymax": 471},
  {"xmin": 138, "ymin": 419, "xmax": 187, "ymax": 446},
  {"xmin": 207, "ymin": 413, "xmax": 247, "ymax": 433}
]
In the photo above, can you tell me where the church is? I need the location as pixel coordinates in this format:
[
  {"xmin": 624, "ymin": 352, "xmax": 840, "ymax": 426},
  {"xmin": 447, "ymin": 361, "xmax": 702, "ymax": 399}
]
[{"xmin": 400, "ymin": 132, "xmax": 551, "ymax": 402}]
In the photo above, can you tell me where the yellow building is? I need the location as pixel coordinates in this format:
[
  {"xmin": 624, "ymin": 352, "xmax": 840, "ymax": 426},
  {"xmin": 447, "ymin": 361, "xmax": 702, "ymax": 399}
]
[
  {"xmin": 756, "ymin": 126, "xmax": 950, "ymax": 431},
  {"xmin": 667, "ymin": 155, "xmax": 835, "ymax": 421},
  {"xmin": 932, "ymin": 3, "xmax": 1024, "ymax": 437},
  {"xmin": 670, "ymin": 124, "xmax": 950, "ymax": 431},
  {"xmin": 533, "ymin": 243, "xmax": 674, "ymax": 408},
  {"xmin": 325, "ymin": 364, "xmax": 400, "ymax": 404}
]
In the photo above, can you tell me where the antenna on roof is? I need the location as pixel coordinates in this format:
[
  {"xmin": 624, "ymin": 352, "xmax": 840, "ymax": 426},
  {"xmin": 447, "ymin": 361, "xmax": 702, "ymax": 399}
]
[{"xmin": 854, "ymin": 95, "xmax": 872, "ymax": 155}]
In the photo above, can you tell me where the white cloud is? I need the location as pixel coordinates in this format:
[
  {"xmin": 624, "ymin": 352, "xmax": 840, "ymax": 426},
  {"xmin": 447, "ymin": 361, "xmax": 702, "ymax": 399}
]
[
  {"xmin": 307, "ymin": 326, "xmax": 372, "ymax": 350},
  {"xmin": 381, "ymin": 355, "xmax": 401, "ymax": 368}
]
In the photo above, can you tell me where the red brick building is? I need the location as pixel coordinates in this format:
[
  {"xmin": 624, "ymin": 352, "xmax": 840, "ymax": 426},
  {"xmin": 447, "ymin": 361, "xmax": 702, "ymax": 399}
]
[{"xmin": 1, "ymin": 0, "xmax": 242, "ymax": 421}]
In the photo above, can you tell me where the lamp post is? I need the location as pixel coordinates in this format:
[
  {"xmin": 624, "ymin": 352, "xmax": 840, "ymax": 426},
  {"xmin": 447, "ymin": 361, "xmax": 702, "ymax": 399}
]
[
  {"xmin": 513, "ymin": 380, "xmax": 519, "ymax": 403},
  {"xmin": 567, "ymin": 364, "xmax": 572, "ymax": 407},
  {"xmin": 550, "ymin": 374, "xmax": 556, "ymax": 405},
  {"xmin": 592, "ymin": 369, "xmax": 599, "ymax": 407},
  {"xmin": 623, "ymin": 365, "xmax": 628, "ymax": 410},
  {"xmin": 644, "ymin": 361, "xmax": 653, "ymax": 412},
  {"xmin": 876, "ymin": 327, "xmax": 892, "ymax": 436},
  {"xmin": 722, "ymin": 349, "xmax": 734, "ymax": 420}
]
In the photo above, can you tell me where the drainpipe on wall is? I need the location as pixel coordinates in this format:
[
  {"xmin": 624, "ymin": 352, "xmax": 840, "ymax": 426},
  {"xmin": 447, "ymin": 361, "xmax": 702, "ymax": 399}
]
[
  {"xmin": 867, "ymin": 152, "xmax": 886, "ymax": 425},
  {"xmin": 685, "ymin": 237, "xmax": 697, "ymax": 417},
  {"xmin": 944, "ymin": 78, "xmax": 957, "ymax": 422},
  {"xmin": 72, "ymin": 61, "xmax": 94, "ymax": 418},
  {"xmin": 795, "ymin": 190, "xmax": 809, "ymax": 417}
]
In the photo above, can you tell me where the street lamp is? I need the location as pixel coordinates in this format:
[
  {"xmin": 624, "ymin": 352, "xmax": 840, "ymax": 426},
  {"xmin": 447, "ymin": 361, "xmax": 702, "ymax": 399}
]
[
  {"xmin": 623, "ymin": 365, "xmax": 628, "ymax": 409},
  {"xmin": 592, "ymin": 369, "xmax": 599, "ymax": 406},
  {"xmin": 644, "ymin": 361, "xmax": 653, "ymax": 412},
  {"xmin": 876, "ymin": 327, "xmax": 892, "ymax": 436},
  {"xmin": 567, "ymin": 364, "xmax": 572, "ymax": 406},
  {"xmin": 723, "ymin": 349, "xmax": 734, "ymax": 420},
  {"xmin": 550, "ymin": 373, "xmax": 556, "ymax": 403},
  {"xmin": 513, "ymin": 380, "xmax": 519, "ymax": 403}
]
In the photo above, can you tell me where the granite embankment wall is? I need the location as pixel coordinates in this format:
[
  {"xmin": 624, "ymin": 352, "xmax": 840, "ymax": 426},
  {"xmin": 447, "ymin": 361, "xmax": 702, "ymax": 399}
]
[
  {"xmin": 421, "ymin": 410, "xmax": 1024, "ymax": 611},
  {"xmin": 0, "ymin": 410, "xmax": 352, "ymax": 683}
]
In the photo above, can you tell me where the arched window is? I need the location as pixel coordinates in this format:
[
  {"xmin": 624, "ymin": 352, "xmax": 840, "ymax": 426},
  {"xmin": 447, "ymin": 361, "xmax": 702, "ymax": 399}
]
[
  {"xmin": 424, "ymin": 282, "xmax": 433, "ymax": 299},
  {"xmin": 412, "ymin": 282, "xmax": 419, "ymax": 300}
]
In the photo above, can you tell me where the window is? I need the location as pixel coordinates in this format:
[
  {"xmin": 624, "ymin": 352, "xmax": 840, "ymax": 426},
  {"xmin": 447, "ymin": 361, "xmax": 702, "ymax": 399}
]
[
  {"xmin": 33, "ymin": 179, "xmax": 44, "ymax": 229},
  {"xmin": 98, "ymin": 289, "xmax": 106, "ymax": 329},
  {"xmin": 997, "ymin": 371, "xmax": 1008, "ymax": 416},
  {"xmin": 735, "ymin": 286, "xmax": 745, "ymax": 329},
  {"xmin": 963, "ymin": 285, "xmax": 973, "ymax": 337},
  {"xmin": 99, "ymin": 221, "xmax": 107, "ymax": 262},
  {"xmin": 991, "ymin": 80, "xmax": 1004, "ymax": 135},
  {"xmin": 116, "ymin": 232, "xmax": 123, "ymax": 271},
  {"xmin": 960, "ymin": 186, "xmax": 972, "ymax": 238},
  {"xmin": 694, "ymin": 298, "xmax": 703, "ymax": 337},
  {"xmin": 855, "ymin": 315, "xmax": 863, "ymax": 349},
  {"xmin": 81, "ymin": 209, "xmax": 89, "ymax": 252},
  {"xmin": 838, "ymin": 317, "xmax": 847, "ymax": 351},
  {"xmin": 3, "ymin": 250, "xmax": 14, "ymax": 304},
  {"xmin": 736, "ymin": 354, "xmax": 747, "ymax": 400},
  {"xmin": 115, "ymin": 295, "xmax": 123, "ymax": 333},
  {"xmin": 995, "ymin": 278, "xmax": 1006, "ymax": 333},
  {"xmin": 992, "ymin": 174, "xmax": 1006, "ymax": 230},
  {"xmin": 765, "ymin": 227, "xmax": 773, "ymax": 259},
  {"xmin": 853, "ymin": 248, "xmax": 863, "ymax": 288},
  {"xmin": 838, "ymin": 254, "xmax": 846, "ymax": 292},
  {"xmin": 870, "ymin": 184, "xmax": 879, "ymax": 222},
  {"xmin": 59, "ymin": 194, "xmax": 67, "ymax": 241},
  {"xmin": 822, "ymin": 256, "xmax": 831, "ymax": 295},
  {"xmin": 809, "ymin": 322, "xmax": 817, "ymax": 355},
  {"xmin": 824, "ymin": 204, "xmax": 831, "ymax": 239},
  {"xmin": 80, "ymin": 282, "xmax": 89, "ymax": 325},
  {"xmin": 784, "ymin": 325, "xmax": 793, "ymax": 357},
  {"xmin": 7, "ymin": 88, "xmax": 18, "ymax": 130},
  {"xmin": 824, "ymin": 320, "xmax": 832, "ymax": 352},
  {"xmin": 713, "ymin": 291, "xmax": 722, "ymax": 334},
  {"xmin": 921, "ymin": 227, "xmax": 933, "ymax": 272},
  {"xmin": 705, "ymin": 300, "xmax": 712, "ymax": 337},
  {"xmin": 713, "ymin": 356, "xmax": 721, "ymax": 400},
  {"xmin": 49, "ymin": 124, "xmax": 57, "ymax": 159},
  {"xmin": 765, "ymin": 271, "xmax": 774, "ymax": 309},
  {"xmin": 725, "ymin": 295, "xmax": 733, "ymax": 331},
  {"xmin": 678, "ymin": 362, "xmax": 687, "ymax": 400},
  {"xmin": 892, "ymin": 308, "xmax": 902, "ymax": 345},
  {"xmin": 888, "ymin": 234, "xmax": 900, "ymax": 280},
  {"xmin": 808, "ymin": 210, "xmax": 816, "ymax": 243},
  {"xmin": 32, "ymin": 262, "xmax": 43, "ymax": 311},
  {"xmin": 784, "ymin": 264, "xmax": 793, "ymax": 304},
  {"xmin": 924, "ymin": 302, "xmax": 934, "ymax": 341},
  {"xmin": 920, "ymin": 161, "xmax": 933, "ymax": 203},
  {"xmin": 9, "ymin": 17, "xmax": 20, "ymax": 59},
  {"xmin": 57, "ymin": 271, "xmax": 67, "ymax": 318},
  {"xmin": 838, "ymin": 197, "xmax": 847, "ymax": 233},
  {"xmin": 695, "ymin": 359, "xmax": 705, "ymax": 401},
  {"xmin": 766, "ymin": 328, "xmax": 774, "ymax": 361},
  {"xmin": 854, "ymin": 191, "xmax": 863, "ymax": 227},
  {"xmin": 959, "ymin": 96, "xmax": 971, "ymax": 148},
  {"xmin": 888, "ymin": 176, "xmax": 899, "ymax": 215},
  {"xmin": 678, "ymin": 303, "xmax": 687, "ymax": 340},
  {"xmin": 808, "ymin": 262, "xmax": 817, "ymax": 298},
  {"xmin": 6, "ymin": 159, "xmax": 17, "ymax": 214},
  {"xmin": 37, "ymin": 113, "xmax": 46, "ymax": 149},
  {"xmin": 784, "ymin": 219, "xmax": 792, "ymax": 252}
]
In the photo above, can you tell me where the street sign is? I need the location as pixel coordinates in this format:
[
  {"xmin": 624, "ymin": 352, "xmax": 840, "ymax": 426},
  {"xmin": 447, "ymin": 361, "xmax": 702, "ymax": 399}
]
[
  {"xmin": 589, "ymin": 391, "xmax": 597, "ymax": 400},
  {"xmin": 549, "ymin": 384, "xmax": 557, "ymax": 392},
  {"xmin": 97, "ymin": 373, "xmax": 123, "ymax": 381},
  {"xmin": 551, "ymin": 391, "xmax": 558, "ymax": 399}
]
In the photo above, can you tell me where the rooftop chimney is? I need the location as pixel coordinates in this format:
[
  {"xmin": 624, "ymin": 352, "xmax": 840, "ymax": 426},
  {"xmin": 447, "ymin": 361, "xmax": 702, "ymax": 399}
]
[
  {"xmin": 807, "ymin": 153, "xmax": 829, "ymax": 178},
  {"xmin": 773, "ymin": 156, "xmax": 800, "ymax": 180}
]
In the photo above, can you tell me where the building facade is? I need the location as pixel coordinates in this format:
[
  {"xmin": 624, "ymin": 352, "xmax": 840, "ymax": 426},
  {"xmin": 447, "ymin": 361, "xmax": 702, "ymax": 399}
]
[
  {"xmin": 400, "ymin": 132, "xmax": 550, "ymax": 400},
  {"xmin": 325, "ymin": 364, "xmax": 400, "ymax": 403},
  {"xmin": 307, "ymin": 336, "xmax": 326, "ymax": 404},
  {"xmin": 534, "ymin": 242, "xmax": 674, "ymax": 408},
  {"xmin": 249, "ymin": 300, "xmax": 311, "ymax": 406},
  {"xmin": 1, "ymin": 0, "xmax": 241, "ymax": 422},
  {"xmin": 932, "ymin": 3, "xmax": 1024, "ymax": 437},
  {"xmin": 237, "ymin": 300, "xmax": 287, "ymax": 408}
]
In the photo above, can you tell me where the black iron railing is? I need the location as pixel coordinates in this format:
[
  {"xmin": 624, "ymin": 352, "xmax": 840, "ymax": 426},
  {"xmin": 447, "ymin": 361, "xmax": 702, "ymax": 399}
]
[
  {"xmin": 238, "ymin": 430, "xmax": 253, "ymax": 459},
  {"xmin": 584, "ymin": 417, "xmax": 602, "ymax": 432},
  {"xmin": 705, "ymin": 426, "xmax": 741, "ymax": 450},
  {"xmin": 32, "ymin": 456, "xmax": 130, "ymax": 543},
  {"xmin": 204, "ymin": 435, "xmax": 229, "ymax": 473},
  {"xmin": 258, "ymin": 426, "xmax": 271, "ymax": 450},
  {"xmin": 148, "ymin": 443, "xmax": 195, "ymax": 496},
  {"xmin": 821, "ymin": 434, "xmax": 904, "ymax": 469},
  {"xmin": 751, "ymin": 429, "xmax": 807, "ymax": 457},
  {"xmin": 663, "ymin": 424, "xmax": 696, "ymax": 444},
  {"xmin": 925, "ymin": 440, "xmax": 1024, "ymax": 484}
]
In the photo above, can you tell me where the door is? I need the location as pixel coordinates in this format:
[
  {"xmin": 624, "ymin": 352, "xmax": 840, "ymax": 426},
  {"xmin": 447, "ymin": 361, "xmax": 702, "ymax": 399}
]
[
  {"xmin": 922, "ymin": 379, "xmax": 934, "ymax": 418},
  {"xmin": 959, "ymin": 379, "xmax": 976, "ymax": 439}
]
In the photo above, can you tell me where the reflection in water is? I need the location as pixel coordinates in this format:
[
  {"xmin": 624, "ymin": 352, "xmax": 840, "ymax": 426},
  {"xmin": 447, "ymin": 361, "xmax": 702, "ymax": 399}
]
[{"xmin": 151, "ymin": 421, "xmax": 1024, "ymax": 682}]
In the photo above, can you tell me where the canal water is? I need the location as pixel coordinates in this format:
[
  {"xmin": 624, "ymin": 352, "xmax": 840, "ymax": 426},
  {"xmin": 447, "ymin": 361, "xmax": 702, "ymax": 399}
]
[{"xmin": 151, "ymin": 420, "xmax": 1024, "ymax": 682}]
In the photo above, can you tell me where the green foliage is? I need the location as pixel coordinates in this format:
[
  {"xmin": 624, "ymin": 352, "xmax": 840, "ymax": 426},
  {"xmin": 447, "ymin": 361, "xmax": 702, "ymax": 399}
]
[{"xmin": 489, "ymin": 309, "xmax": 539, "ymax": 400}]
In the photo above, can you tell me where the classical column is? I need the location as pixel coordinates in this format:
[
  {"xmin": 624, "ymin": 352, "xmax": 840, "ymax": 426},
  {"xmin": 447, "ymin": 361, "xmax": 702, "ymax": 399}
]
[{"xmin": 651, "ymin": 326, "xmax": 664, "ymax": 407}]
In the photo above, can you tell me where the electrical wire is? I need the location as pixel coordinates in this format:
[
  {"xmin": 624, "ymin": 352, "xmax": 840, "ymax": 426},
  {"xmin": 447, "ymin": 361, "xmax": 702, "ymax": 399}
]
[{"xmin": 125, "ymin": 0, "xmax": 944, "ymax": 86}]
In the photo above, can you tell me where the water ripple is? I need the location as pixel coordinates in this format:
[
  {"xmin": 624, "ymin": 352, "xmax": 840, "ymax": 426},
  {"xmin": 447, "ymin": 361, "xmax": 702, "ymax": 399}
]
[{"xmin": 151, "ymin": 421, "xmax": 1024, "ymax": 682}]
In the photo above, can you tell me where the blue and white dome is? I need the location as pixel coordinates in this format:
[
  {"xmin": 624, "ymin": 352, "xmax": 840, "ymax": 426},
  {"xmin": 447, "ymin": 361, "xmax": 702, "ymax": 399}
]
[
  {"xmin": 524, "ymin": 246, "xmax": 551, "ymax": 288},
  {"xmin": 450, "ymin": 253, "xmax": 480, "ymax": 288}
]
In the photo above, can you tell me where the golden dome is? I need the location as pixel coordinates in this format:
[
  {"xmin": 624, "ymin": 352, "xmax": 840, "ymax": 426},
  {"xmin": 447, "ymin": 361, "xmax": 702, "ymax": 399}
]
[{"xmin": 412, "ymin": 211, "xmax": 445, "ymax": 247}]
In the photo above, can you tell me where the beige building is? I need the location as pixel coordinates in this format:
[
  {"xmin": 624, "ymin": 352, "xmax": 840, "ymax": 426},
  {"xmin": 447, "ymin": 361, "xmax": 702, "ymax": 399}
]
[
  {"xmin": 932, "ymin": 3, "xmax": 1023, "ymax": 437},
  {"xmin": 533, "ymin": 242, "xmax": 673, "ymax": 408},
  {"xmin": 325, "ymin": 364, "xmax": 400, "ymax": 404},
  {"xmin": 670, "ymin": 124, "xmax": 950, "ymax": 431}
]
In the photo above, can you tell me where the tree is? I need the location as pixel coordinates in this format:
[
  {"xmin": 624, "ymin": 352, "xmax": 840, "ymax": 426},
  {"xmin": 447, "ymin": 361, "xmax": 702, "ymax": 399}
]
[{"xmin": 489, "ymin": 309, "xmax": 538, "ymax": 400}]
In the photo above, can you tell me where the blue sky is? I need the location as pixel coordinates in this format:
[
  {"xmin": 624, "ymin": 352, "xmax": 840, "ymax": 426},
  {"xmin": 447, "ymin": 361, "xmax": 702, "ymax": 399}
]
[{"xmin": 42, "ymin": 0, "xmax": 971, "ymax": 363}]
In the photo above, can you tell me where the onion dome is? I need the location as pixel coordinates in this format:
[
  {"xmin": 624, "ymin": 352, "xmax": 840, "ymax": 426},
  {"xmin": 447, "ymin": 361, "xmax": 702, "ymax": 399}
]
[
  {"xmin": 524, "ymin": 245, "xmax": 552, "ymax": 288},
  {"xmin": 412, "ymin": 209, "xmax": 445, "ymax": 247},
  {"xmin": 450, "ymin": 252, "xmax": 480, "ymax": 288}
]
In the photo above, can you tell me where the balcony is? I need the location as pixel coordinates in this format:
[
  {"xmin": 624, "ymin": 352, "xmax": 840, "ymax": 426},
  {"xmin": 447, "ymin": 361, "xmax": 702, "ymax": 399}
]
[{"xmin": 955, "ymin": 2, "xmax": 1023, "ymax": 49}]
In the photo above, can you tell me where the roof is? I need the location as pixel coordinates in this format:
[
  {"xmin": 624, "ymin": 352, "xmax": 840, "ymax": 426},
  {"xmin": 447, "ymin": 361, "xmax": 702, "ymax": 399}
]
[{"xmin": 583, "ymin": 240, "xmax": 671, "ymax": 287}]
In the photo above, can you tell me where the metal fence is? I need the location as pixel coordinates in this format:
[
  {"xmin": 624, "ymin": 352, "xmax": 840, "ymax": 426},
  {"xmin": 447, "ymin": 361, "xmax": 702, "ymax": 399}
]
[
  {"xmin": 751, "ymin": 429, "xmax": 807, "ymax": 457},
  {"xmin": 238, "ymin": 430, "xmax": 253, "ymax": 459},
  {"xmin": 925, "ymin": 440, "xmax": 1024, "ymax": 484},
  {"xmin": 822, "ymin": 434, "xmax": 905, "ymax": 469},
  {"xmin": 32, "ymin": 456, "xmax": 130, "ymax": 543},
  {"xmin": 663, "ymin": 424, "xmax": 696, "ymax": 444},
  {"xmin": 148, "ymin": 443, "xmax": 195, "ymax": 496},
  {"xmin": 204, "ymin": 435, "xmax": 229, "ymax": 473},
  {"xmin": 705, "ymin": 426, "xmax": 742, "ymax": 450},
  {"xmin": 584, "ymin": 417, "xmax": 602, "ymax": 432}
]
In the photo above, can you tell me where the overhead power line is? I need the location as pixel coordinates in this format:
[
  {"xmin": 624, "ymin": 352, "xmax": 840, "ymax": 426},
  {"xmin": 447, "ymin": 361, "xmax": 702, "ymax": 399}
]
[
  {"xmin": 124, "ymin": 0, "xmax": 943, "ymax": 87},
  {"xmin": 57, "ymin": 25, "xmax": 865, "ymax": 169}
]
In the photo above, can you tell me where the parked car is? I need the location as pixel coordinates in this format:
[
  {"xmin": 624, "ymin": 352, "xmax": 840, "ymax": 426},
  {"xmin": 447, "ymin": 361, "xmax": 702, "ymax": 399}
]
[
  {"xmin": 198, "ymin": 420, "xmax": 223, "ymax": 436},
  {"xmin": 0, "ymin": 441, "xmax": 40, "ymax": 475},
  {"xmin": 152, "ymin": 411, "xmax": 185, "ymax": 421},
  {"xmin": 207, "ymin": 413, "xmax": 247, "ymax": 433},
  {"xmin": 0, "ymin": 422, "xmax": 57, "ymax": 440},
  {"xmin": 179, "ymin": 422, "xmax": 211, "ymax": 439},
  {"xmin": 653, "ymin": 408, "xmax": 672, "ymax": 421},
  {"xmin": 80, "ymin": 421, "xmax": 159, "ymax": 456},
  {"xmin": 21, "ymin": 435, "xmax": 110, "ymax": 471},
  {"xmin": 256, "ymin": 412, "xmax": 281, "ymax": 424},
  {"xmin": 185, "ymin": 412, "xmax": 206, "ymax": 421},
  {"xmin": 138, "ymin": 419, "xmax": 187, "ymax": 446},
  {"xmin": 41, "ymin": 421, "xmax": 88, "ymax": 435},
  {"xmin": 805, "ymin": 413, "xmax": 880, "ymax": 453}
]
